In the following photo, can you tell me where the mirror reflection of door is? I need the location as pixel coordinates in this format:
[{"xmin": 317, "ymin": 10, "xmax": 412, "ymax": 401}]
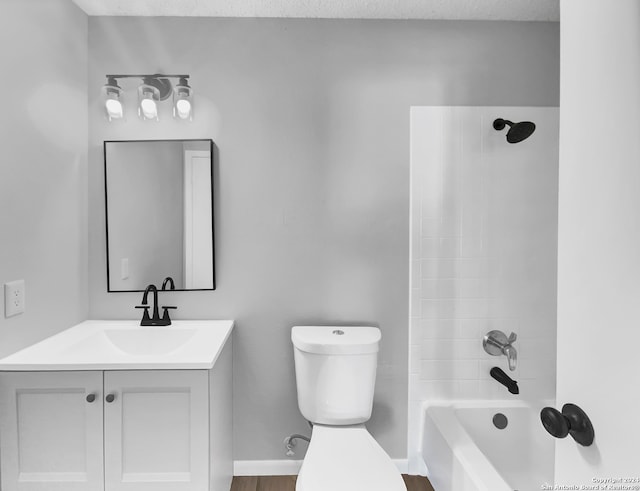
[
  {"xmin": 104, "ymin": 140, "xmax": 215, "ymax": 292},
  {"xmin": 183, "ymin": 149, "xmax": 213, "ymax": 289}
]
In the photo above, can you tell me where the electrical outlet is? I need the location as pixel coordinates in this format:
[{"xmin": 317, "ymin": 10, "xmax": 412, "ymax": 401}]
[{"xmin": 5, "ymin": 280, "xmax": 25, "ymax": 318}]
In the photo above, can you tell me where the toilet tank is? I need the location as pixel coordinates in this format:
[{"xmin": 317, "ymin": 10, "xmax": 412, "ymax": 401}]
[{"xmin": 291, "ymin": 326, "xmax": 380, "ymax": 425}]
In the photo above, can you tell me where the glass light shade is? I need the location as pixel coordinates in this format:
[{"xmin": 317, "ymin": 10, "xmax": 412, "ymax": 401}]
[
  {"xmin": 140, "ymin": 97, "xmax": 158, "ymax": 120},
  {"xmin": 102, "ymin": 80, "xmax": 123, "ymax": 121},
  {"xmin": 173, "ymin": 78, "xmax": 193, "ymax": 120},
  {"xmin": 137, "ymin": 83, "xmax": 160, "ymax": 121},
  {"xmin": 175, "ymin": 99, "xmax": 192, "ymax": 120},
  {"xmin": 105, "ymin": 98, "xmax": 123, "ymax": 120}
]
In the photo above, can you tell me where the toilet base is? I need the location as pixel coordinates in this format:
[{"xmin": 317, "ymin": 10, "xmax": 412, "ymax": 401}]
[{"xmin": 296, "ymin": 424, "xmax": 406, "ymax": 491}]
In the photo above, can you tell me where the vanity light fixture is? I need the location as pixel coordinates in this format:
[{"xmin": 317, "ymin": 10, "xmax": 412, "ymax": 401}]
[
  {"xmin": 102, "ymin": 74, "xmax": 193, "ymax": 122},
  {"xmin": 102, "ymin": 77, "xmax": 123, "ymax": 121},
  {"xmin": 173, "ymin": 77, "xmax": 193, "ymax": 120},
  {"xmin": 137, "ymin": 79, "xmax": 161, "ymax": 121}
]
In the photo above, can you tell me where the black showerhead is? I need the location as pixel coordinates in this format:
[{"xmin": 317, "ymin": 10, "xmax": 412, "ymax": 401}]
[{"xmin": 493, "ymin": 118, "xmax": 536, "ymax": 144}]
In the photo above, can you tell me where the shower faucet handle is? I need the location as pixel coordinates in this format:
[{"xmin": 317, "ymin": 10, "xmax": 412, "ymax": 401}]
[{"xmin": 483, "ymin": 330, "xmax": 518, "ymax": 371}]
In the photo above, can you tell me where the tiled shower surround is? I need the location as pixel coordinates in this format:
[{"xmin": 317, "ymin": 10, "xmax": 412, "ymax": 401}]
[{"xmin": 408, "ymin": 106, "xmax": 559, "ymax": 470}]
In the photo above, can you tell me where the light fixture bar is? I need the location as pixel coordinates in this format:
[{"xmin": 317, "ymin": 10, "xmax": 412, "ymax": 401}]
[{"xmin": 106, "ymin": 74, "xmax": 189, "ymax": 80}]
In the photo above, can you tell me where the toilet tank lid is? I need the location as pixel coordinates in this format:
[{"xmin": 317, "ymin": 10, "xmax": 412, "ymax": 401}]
[{"xmin": 291, "ymin": 326, "xmax": 381, "ymax": 355}]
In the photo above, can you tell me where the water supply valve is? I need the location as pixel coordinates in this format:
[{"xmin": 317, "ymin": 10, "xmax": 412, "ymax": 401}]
[{"xmin": 283, "ymin": 433, "xmax": 310, "ymax": 457}]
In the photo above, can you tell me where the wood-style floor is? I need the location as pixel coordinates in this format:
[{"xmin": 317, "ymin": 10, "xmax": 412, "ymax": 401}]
[{"xmin": 231, "ymin": 475, "xmax": 435, "ymax": 491}]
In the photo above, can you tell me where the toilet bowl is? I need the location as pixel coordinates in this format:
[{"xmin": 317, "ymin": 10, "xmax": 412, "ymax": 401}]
[
  {"xmin": 296, "ymin": 424, "xmax": 406, "ymax": 491},
  {"xmin": 291, "ymin": 326, "xmax": 406, "ymax": 491}
]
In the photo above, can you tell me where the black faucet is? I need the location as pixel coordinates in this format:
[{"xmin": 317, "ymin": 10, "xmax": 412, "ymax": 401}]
[
  {"xmin": 161, "ymin": 276, "xmax": 175, "ymax": 291},
  {"xmin": 490, "ymin": 367, "xmax": 519, "ymax": 394},
  {"xmin": 135, "ymin": 284, "xmax": 177, "ymax": 326}
]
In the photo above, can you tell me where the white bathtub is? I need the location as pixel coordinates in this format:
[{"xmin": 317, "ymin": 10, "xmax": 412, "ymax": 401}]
[{"xmin": 421, "ymin": 400, "xmax": 554, "ymax": 491}]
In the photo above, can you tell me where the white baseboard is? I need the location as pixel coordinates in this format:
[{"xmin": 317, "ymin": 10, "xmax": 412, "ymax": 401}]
[
  {"xmin": 393, "ymin": 459, "xmax": 409, "ymax": 474},
  {"xmin": 233, "ymin": 459, "xmax": 409, "ymax": 476}
]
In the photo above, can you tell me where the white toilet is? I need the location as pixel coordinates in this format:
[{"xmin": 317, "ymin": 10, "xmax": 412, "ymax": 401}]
[{"xmin": 291, "ymin": 326, "xmax": 407, "ymax": 491}]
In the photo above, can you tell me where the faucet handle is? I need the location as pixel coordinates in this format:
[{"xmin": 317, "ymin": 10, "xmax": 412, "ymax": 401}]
[
  {"xmin": 508, "ymin": 332, "xmax": 517, "ymax": 344},
  {"xmin": 161, "ymin": 306, "xmax": 177, "ymax": 326},
  {"xmin": 135, "ymin": 305, "xmax": 151, "ymax": 324}
]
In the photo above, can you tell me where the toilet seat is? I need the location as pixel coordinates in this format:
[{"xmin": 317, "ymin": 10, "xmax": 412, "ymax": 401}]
[{"xmin": 296, "ymin": 424, "xmax": 406, "ymax": 491}]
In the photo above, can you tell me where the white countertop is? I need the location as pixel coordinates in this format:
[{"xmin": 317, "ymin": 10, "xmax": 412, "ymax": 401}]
[{"xmin": 0, "ymin": 320, "xmax": 234, "ymax": 371}]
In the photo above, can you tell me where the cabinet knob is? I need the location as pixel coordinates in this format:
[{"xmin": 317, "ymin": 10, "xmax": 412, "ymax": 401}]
[
  {"xmin": 105, "ymin": 393, "xmax": 116, "ymax": 403},
  {"xmin": 86, "ymin": 393, "xmax": 96, "ymax": 403}
]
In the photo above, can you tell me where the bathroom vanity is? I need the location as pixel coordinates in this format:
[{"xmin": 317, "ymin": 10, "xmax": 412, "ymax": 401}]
[{"xmin": 0, "ymin": 320, "xmax": 233, "ymax": 491}]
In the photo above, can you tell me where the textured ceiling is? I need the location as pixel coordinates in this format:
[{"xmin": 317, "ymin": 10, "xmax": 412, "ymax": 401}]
[{"xmin": 71, "ymin": 0, "xmax": 559, "ymax": 21}]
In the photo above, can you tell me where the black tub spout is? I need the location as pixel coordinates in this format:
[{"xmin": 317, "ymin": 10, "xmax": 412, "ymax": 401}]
[{"xmin": 490, "ymin": 367, "xmax": 519, "ymax": 394}]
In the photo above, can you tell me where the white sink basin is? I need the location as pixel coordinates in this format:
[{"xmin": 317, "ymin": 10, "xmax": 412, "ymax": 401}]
[
  {"xmin": 104, "ymin": 328, "xmax": 197, "ymax": 355},
  {"xmin": 0, "ymin": 320, "xmax": 233, "ymax": 371},
  {"xmin": 94, "ymin": 328, "xmax": 197, "ymax": 356}
]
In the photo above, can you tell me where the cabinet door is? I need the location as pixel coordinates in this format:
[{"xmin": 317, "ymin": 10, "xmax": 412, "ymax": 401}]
[
  {"xmin": 104, "ymin": 370, "xmax": 209, "ymax": 491},
  {"xmin": 0, "ymin": 371, "xmax": 104, "ymax": 491}
]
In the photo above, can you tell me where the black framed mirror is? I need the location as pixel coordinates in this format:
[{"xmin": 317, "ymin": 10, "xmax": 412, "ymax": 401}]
[{"xmin": 104, "ymin": 139, "xmax": 215, "ymax": 292}]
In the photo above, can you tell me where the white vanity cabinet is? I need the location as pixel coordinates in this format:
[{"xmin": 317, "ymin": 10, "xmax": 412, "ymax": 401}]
[
  {"xmin": 0, "ymin": 324, "xmax": 233, "ymax": 491},
  {"xmin": 0, "ymin": 371, "xmax": 104, "ymax": 491},
  {"xmin": 103, "ymin": 370, "xmax": 209, "ymax": 491}
]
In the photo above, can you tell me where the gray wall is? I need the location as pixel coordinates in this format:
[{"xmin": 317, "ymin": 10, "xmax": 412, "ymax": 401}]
[
  {"xmin": 0, "ymin": 0, "xmax": 87, "ymax": 356},
  {"xmin": 87, "ymin": 17, "xmax": 559, "ymax": 460}
]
